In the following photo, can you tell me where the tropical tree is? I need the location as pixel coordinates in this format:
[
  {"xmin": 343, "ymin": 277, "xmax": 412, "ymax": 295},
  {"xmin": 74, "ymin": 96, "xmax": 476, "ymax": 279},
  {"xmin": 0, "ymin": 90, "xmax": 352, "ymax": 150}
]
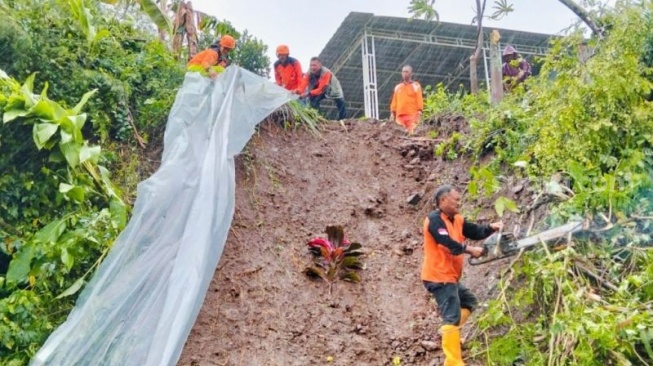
[
  {"xmin": 100, "ymin": 0, "xmax": 172, "ymax": 40},
  {"xmin": 196, "ymin": 25, "xmax": 270, "ymax": 77},
  {"xmin": 171, "ymin": 0, "xmax": 198, "ymax": 59},
  {"xmin": 408, "ymin": 0, "xmax": 605, "ymax": 93},
  {"xmin": 559, "ymin": 0, "xmax": 604, "ymax": 36},
  {"xmin": 231, "ymin": 31, "xmax": 271, "ymax": 78},
  {"xmin": 409, "ymin": 0, "xmax": 513, "ymax": 94}
]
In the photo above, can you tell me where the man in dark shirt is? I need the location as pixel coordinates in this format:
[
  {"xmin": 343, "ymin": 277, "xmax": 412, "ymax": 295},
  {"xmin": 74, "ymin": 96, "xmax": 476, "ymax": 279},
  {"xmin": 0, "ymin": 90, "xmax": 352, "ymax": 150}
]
[{"xmin": 421, "ymin": 184, "xmax": 502, "ymax": 366}]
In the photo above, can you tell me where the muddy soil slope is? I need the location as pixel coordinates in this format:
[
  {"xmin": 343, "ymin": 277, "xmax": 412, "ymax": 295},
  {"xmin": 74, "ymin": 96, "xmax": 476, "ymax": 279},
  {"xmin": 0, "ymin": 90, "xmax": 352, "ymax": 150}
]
[{"xmin": 178, "ymin": 119, "xmax": 523, "ymax": 366}]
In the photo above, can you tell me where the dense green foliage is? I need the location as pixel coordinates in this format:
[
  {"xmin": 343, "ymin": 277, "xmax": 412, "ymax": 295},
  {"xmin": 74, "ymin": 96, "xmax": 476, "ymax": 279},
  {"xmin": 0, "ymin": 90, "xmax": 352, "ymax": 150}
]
[
  {"xmin": 426, "ymin": 1, "xmax": 653, "ymax": 216},
  {"xmin": 423, "ymin": 1, "xmax": 653, "ymax": 364},
  {"xmin": 0, "ymin": 0, "xmax": 275, "ymax": 364},
  {"xmin": 0, "ymin": 70, "xmax": 126, "ymax": 364},
  {"xmin": 473, "ymin": 232, "xmax": 653, "ymax": 365},
  {"xmin": 2, "ymin": 0, "xmax": 650, "ymax": 363},
  {"xmin": 0, "ymin": 0, "xmax": 184, "ymax": 142}
]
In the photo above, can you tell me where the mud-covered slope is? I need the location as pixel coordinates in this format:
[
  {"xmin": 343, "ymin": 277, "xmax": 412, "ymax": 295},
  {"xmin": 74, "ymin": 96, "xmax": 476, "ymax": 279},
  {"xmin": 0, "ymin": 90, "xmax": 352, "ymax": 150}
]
[{"xmin": 178, "ymin": 120, "xmax": 512, "ymax": 366}]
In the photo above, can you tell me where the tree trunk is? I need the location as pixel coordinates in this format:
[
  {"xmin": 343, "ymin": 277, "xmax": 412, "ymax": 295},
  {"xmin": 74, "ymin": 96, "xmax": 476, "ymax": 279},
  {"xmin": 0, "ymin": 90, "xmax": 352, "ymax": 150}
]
[
  {"xmin": 558, "ymin": 0, "xmax": 603, "ymax": 36},
  {"xmin": 172, "ymin": 1, "xmax": 187, "ymax": 59},
  {"xmin": 470, "ymin": 56, "xmax": 479, "ymax": 95},
  {"xmin": 184, "ymin": 1, "xmax": 197, "ymax": 59},
  {"xmin": 158, "ymin": 0, "xmax": 168, "ymax": 41},
  {"xmin": 489, "ymin": 30, "xmax": 503, "ymax": 104},
  {"xmin": 469, "ymin": 0, "xmax": 486, "ymax": 95}
]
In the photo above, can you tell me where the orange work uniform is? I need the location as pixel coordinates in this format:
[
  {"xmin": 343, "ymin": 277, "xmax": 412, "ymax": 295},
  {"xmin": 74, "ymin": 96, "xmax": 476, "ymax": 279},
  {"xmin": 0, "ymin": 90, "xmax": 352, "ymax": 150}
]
[
  {"xmin": 390, "ymin": 81, "xmax": 424, "ymax": 134},
  {"xmin": 422, "ymin": 210, "xmax": 495, "ymax": 366},
  {"xmin": 187, "ymin": 46, "xmax": 229, "ymax": 76},
  {"xmin": 274, "ymin": 57, "xmax": 303, "ymax": 91},
  {"xmin": 422, "ymin": 210, "xmax": 495, "ymax": 283},
  {"xmin": 422, "ymin": 211, "xmax": 465, "ymax": 283}
]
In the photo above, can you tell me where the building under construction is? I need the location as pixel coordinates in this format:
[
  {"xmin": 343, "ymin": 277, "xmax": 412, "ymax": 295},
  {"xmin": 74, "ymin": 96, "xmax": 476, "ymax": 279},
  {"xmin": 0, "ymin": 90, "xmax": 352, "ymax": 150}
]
[{"xmin": 317, "ymin": 12, "xmax": 554, "ymax": 119}]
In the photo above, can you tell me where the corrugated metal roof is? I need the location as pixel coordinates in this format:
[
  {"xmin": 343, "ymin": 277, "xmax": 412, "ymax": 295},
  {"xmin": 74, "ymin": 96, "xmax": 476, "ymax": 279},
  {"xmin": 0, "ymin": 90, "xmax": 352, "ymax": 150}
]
[{"xmin": 316, "ymin": 12, "xmax": 554, "ymax": 119}]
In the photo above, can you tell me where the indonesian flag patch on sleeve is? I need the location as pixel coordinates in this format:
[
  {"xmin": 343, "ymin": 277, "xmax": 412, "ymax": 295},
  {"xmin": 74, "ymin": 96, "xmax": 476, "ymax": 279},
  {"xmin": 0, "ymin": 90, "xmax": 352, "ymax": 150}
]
[{"xmin": 437, "ymin": 228, "xmax": 449, "ymax": 236}]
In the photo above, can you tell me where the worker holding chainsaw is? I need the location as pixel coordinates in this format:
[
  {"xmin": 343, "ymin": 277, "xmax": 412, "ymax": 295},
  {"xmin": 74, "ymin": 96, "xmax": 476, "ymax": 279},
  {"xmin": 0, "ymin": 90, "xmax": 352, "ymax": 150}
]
[
  {"xmin": 422, "ymin": 184, "xmax": 502, "ymax": 366},
  {"xmin": 187, "ymin": 35, "xmax": 236, "ymax": 79}
]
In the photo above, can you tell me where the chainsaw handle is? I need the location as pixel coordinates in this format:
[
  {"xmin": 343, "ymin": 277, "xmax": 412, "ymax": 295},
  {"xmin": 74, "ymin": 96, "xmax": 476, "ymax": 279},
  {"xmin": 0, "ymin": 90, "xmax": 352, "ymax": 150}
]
[{"xmin": 467, "ymin": 244, "xmax": 490, "ymax": 265}]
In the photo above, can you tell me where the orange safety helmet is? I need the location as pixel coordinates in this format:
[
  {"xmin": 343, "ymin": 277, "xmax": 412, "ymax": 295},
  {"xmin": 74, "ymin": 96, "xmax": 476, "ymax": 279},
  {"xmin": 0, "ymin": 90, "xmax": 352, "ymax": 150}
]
[
  {"xmin": 276, "ymin": 44, "xmax": 290, "ymax": 55},
  {"xmin": 220, "ymin": 35, "xmax": 236, "ymax": 49}
]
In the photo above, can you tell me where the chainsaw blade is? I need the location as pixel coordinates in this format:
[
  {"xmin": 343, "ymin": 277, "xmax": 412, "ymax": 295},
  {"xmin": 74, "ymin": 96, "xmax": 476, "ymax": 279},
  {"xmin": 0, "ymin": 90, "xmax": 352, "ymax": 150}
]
[{"xmin": 468, "ymin": 221, "xmax": 584, "ymax": 265}]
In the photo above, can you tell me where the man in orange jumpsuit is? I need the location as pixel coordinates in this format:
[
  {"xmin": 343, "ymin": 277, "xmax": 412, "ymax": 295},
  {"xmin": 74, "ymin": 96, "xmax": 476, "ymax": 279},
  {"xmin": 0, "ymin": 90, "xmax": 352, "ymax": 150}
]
[
  {"xmin": 422, "ymin": 184, "xmax": 502, "ymax": 366},
  {"xmin": 187, "ymin": 35, "xmax": 236, "ymax": 79},
  {"xmin": 390, "ymin": 65, "xmax": 423, "ymax": 134},
  {"xmin": 274, "ymin": 45, "xmax": 303, "ymax": 91}
]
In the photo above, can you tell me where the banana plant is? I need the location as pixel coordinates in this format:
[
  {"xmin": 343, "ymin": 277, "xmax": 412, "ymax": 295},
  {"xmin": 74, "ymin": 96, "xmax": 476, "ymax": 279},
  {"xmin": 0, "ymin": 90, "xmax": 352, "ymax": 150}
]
[
  {"xmin": 101, "ymin": 0, "xmax": 173, "ymax": 40},
  {"xmin": 196, "ymin": 13, "xmax": 240, "ymax": 38},
  {"xmin": 0, "ymin": 70, "xmax": 127, "ymax": 296},
  {"xmin": 44, "ymin": 0, "xmax": 111, "ymax": 49},
  {"xmin": 0, "ymin": 70, "xmax": 125, "ymax": 212}
]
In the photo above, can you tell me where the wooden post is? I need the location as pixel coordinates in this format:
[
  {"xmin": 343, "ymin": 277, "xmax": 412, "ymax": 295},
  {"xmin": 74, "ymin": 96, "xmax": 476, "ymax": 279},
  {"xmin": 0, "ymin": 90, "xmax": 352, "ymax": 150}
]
[{"xmin": 489, "ymin": 29, "xmax": 503, "ymax": 105}]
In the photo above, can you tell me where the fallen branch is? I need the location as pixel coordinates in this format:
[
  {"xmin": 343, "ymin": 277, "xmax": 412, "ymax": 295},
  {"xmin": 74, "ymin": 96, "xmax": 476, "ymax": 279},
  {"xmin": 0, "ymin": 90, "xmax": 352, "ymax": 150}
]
[
  {"xmin": 574, "ymin": 261, "xmax": 619, "ymax": 293},
  {"xmin": 547, "ymin": 278, "xmax": 564, "ymax": 366},
  {"xmin": 631, "ymin": 215, "xmax": 653, "ymax": 220},
  {"xmin": 0, "ymin": 219, "xmax": 21, "ymax": 236},
  {"xmin": 229, "ymin": 227, "xmax": 240, "ymax": 241},
  {"xmin": 127, "ymin": 108, "xmax": 147, "ymax": 148},
  {"xmin": 398, "ymin": 136, "xmax": 444, "ymax": 142},
  {"xmin": 242, "ymin": 266, "xmax": 263, "ymax": 276},
  {"xmin": 526, "ymin": 214, "xmax": 535, "ymax": 236},
  {"xmin": 592, "ymin": 212, "xmax": 615, "ymax": 232},
  {"xmin": 539, "ymin": 237, "xmax": 554, "ymax": 261},
  {"xmin": 467, "ymin": 248, "xmax": 526, "ymax": 345},
  {"xmin": 397, "ymin": 142, "xmax": 433, "ymax": 149}
]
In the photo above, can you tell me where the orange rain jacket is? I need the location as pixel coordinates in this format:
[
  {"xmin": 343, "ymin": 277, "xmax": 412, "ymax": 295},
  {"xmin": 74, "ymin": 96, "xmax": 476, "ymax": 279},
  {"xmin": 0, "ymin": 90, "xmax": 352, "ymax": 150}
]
[
  {"xmin": 421, "ymin": 211, "xmax": 495, "ymax": 283},
  {"xmin": 187, "ymin": 46, "xmax": 229, "ymax": 74},
  {"xmin": 391, "ymin": 81, "xmax": 424, "ymax": 118},
  {"xmin": 297, "ymin": 67, "xmax": 344, "ymax": 99},
  {"xmin": 274, "ymin": 57, "xmax": 303, "ymax": 91}
]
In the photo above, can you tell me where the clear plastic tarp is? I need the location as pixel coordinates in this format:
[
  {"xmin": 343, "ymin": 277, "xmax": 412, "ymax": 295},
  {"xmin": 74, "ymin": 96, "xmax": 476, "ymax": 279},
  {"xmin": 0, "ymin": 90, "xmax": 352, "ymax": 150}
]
[{"xmin": 31, "ymin": 67, "xmax": 293, "ymax": 366}]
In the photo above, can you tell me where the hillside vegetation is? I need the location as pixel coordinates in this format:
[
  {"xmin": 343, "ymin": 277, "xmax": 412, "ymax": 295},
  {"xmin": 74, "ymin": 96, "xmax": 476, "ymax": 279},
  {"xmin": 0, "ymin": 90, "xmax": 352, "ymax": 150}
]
[
  {"xmin": 423, "ymin": 2, "xmax": 653, "ymax": 364},
  {"xmin": 0, "ymin": 0, "xmax": 652, "ymax": 365}
]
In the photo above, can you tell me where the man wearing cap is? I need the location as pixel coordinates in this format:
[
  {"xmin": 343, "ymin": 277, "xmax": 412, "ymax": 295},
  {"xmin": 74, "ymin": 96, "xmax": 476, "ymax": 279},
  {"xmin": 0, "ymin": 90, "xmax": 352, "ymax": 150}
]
[
  {"xmin": 187, "ymin": 35, "xmax": 236, "ymax": 79},
  {"xmin": 274, "ymin": 45, "xmax": 304, "ymax": 92},
  {"xmin": 501, "ymin": 45, "xmax": 531, "ymax": 92},
  {"xmin": 422, "ymin": 184, "xmax": 502, "ymax": 366}
]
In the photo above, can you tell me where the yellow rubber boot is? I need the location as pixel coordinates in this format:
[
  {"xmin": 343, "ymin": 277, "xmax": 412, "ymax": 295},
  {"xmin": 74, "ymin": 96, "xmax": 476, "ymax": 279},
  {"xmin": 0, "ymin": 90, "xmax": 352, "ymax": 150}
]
[
  {"xmin": 441, "ymin": 325, "xmax": 464, "ymax": 366},
  {"xmin": 459, "ymin": 308, "xmax": 471, "ymax": 327}
]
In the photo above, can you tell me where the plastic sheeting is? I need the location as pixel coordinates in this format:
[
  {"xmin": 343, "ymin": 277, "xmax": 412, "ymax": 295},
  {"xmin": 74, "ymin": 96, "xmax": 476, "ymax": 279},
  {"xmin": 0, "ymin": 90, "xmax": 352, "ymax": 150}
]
[{"xmin": 31, "ymin": 67, "xmax": 294, "ymax": 366}]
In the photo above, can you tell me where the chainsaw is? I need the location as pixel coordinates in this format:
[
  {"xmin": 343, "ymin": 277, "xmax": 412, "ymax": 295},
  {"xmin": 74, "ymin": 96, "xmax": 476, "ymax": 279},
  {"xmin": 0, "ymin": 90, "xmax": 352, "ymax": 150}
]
[{"xmin": 468, "ymin": 221, "xmax": 585, "ymax": 265}]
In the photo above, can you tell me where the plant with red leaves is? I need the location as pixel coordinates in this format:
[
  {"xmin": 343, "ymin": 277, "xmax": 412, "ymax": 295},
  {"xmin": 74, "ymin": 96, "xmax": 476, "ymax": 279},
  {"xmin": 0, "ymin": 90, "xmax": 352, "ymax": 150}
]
[{"xmin": 305, "ymin": 226, "xmax": 363, "ymax": 293}]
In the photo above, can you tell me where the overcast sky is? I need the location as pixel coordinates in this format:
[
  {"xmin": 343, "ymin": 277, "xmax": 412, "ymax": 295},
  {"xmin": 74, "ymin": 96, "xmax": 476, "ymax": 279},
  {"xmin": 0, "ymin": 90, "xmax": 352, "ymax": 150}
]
[{"xmin": 192, "ymin": 0, "xmax": 594, "ymax": 75}]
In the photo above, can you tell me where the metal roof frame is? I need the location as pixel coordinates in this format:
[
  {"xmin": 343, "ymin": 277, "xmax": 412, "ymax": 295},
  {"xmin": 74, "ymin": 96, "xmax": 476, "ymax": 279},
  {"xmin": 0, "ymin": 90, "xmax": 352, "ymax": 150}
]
[{"xmin": 317, "ymin": 12, "xmax": 554, "ymax": 119}]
